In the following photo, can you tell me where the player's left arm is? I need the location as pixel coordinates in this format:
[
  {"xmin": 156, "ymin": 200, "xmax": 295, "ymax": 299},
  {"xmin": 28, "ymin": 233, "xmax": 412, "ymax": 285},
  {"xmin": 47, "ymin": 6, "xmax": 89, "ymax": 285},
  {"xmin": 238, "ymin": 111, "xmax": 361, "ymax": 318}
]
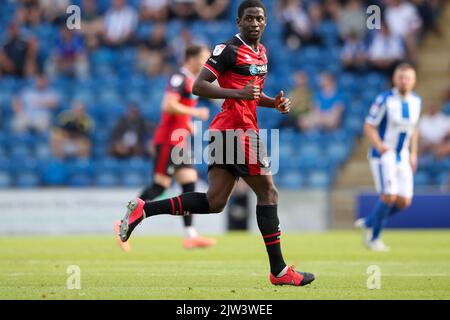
[
  {"xmin": 259, "ymin": 91, "xmax": 291, "ymax": 114},
  {"xmin": 410, "ymin": 127, "xmax": 419, "ymax": 173}
]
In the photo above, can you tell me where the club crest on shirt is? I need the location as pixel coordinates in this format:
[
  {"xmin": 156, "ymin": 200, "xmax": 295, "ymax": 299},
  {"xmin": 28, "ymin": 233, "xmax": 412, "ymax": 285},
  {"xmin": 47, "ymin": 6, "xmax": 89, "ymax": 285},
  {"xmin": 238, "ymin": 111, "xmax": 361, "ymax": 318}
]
[
  {"xmin": 170, "ymin": 74, "xmax": 184, "ymax": 87},
  {"xmin": 213, "ymin": 44, "xmax": 226, "ymax": 56}
]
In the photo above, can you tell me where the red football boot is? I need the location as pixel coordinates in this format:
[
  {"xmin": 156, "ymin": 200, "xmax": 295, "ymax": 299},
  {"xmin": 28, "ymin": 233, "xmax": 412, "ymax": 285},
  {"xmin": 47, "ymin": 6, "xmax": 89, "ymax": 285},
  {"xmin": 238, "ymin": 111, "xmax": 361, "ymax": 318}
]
[
  {"xmin": 119, "ymin": 198, "xmax": 145, "ymax": 242},
  {"xmin": 183, "ymin": 236, "xmax": 216, "ymax": 249},
  {"xmin": 270, "ymin": 265, "xmax": 315, "ymax": 286}
]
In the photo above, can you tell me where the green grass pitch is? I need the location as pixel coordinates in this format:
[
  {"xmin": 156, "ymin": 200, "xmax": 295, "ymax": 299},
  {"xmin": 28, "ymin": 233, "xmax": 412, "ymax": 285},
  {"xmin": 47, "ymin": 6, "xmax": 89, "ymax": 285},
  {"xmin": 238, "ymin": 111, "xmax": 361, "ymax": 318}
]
[{"xmin": 1, "ymin": 230, "xmax": 450, "ymax": 300}]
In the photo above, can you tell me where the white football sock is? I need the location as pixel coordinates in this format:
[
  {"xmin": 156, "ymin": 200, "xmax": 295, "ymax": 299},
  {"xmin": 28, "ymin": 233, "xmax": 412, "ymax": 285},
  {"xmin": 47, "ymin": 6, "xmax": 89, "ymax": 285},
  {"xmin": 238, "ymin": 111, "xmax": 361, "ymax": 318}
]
[
  {"xmin": 277, "ymin": 265, "xmax": 289, "ymax": 277},
  {"xmin": 185, "ymin": 226, "xmax": 198, "ymax": 239}
]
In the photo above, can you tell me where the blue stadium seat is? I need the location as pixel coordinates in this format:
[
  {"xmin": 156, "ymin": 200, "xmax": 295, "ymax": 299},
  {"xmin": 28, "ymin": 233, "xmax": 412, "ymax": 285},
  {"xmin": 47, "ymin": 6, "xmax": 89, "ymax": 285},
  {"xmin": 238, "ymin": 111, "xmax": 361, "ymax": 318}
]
[
  {"xmin": 307, "ymin": 169, "xmax": 333, "ymax": 189},
  {"xmin": 414, "ymin": 171, "xmax": 431, "ymax": 187},
  {"xmin": 66, "ymin": 158, "xmax": 94, "ymax": 176},
  {"xmin": 68, "ymin": 174, "xmax": 92, "ymax": 187},
  {"xmin": 16, "ymin": 171, "xmax": 41, "ymax": 188},
  {"xmin": 0, "ymin": 171, "xmax": 12, "ymax": 188},
  {"xmin": 121, "ymin": 172, "xmax": 146, "ymax": 187},
  {"xmin": 324, "ymin": 142, "xmax": 350, "ymax": 165},
  {"xmin": 94, "ymin": 171, "xmax": 120, "ymax": 187},
  {"xmin": 42, "ymin": 160, "xmax": 68, "ymax": 185},
  {"xmin": 344, "ymin": 115, "xmax": 364, "ymax": 135},
  {"xmin": 93, "ymin": 158, "xmax": 121, "ymax": 172},
  {"xmin": 435, "ymin": 172, "xmax": 449, "ymax": 186},
  {"xmin": 279, "ymin": 171, "xmax": 305, "ymax": 189}
]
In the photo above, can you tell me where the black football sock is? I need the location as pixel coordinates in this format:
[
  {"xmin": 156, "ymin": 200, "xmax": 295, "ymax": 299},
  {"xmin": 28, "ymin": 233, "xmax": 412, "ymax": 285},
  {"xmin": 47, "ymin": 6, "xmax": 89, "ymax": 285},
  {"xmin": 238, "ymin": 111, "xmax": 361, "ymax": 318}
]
[
  {"xmin": 256, "ymin": 205, "xmax": 287, "ymax": 276},
  {"xmin": 139, "ymin": 183, "xmax": 166, "ymax": 201},
  {"xmin": 181, "ymin": 183, "xmax": 196, "ymax": 227},
  {"xmin": 143, "ymin": 192, "xmax": 210, "ymax": 217}
]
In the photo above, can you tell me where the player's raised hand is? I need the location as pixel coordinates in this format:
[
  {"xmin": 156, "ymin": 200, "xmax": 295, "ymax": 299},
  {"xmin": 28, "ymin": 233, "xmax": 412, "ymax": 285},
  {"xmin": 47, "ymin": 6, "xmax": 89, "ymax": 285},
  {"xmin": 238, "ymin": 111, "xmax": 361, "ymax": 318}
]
[
  {"xmin": 239, "ymin": 78, "xmax": 260, "ymax": 100},
  {"xmin": 275, "ymin": 91, "xmax": 291, "ymax": 114},
  {"xmin": 195, "ymin": 107, "xmax": 210, "ymax": 120}
]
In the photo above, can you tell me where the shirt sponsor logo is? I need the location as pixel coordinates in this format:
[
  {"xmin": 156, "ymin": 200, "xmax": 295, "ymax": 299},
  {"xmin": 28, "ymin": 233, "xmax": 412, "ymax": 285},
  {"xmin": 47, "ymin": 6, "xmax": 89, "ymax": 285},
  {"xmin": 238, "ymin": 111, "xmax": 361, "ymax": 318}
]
[{"xmin": 249, "ymin": 64, "xmax": 268, "ymax": 76}]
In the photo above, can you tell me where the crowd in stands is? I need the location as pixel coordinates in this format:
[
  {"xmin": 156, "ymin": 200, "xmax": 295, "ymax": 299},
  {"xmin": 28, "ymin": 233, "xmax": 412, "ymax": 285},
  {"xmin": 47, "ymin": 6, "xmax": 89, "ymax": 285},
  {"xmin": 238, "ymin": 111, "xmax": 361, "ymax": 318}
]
[{"xmin": 0, "ymin": 0, "xmax": 448, "ymax": 189}]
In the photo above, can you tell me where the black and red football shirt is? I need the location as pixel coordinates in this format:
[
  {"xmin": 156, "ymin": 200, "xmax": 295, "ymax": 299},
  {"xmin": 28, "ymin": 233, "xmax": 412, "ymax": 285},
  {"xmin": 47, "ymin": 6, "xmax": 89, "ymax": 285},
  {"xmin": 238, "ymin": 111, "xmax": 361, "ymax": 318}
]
[
  {"xmin": 153, "ymin": 67, "xmax": 198, "ymax": 146},
  {"xmin": 204, "ymin": 34, "xmax": 268, "ymax": 131}
]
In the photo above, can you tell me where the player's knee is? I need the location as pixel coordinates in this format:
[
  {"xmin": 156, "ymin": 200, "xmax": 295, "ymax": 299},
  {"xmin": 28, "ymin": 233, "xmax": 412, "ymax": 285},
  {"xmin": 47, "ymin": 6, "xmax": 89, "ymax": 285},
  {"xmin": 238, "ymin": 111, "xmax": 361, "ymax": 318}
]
[
  {"xmin": 396, "ymin": 197, "xmax": 411, "ymax": 209},
  {"xmin": 206, "ymin": 195, "xmax": 227, "ymax": 213},
  {"xmin": 257, "ymin": 185, "xmax": 278, "ymax": 205},
  {"xmin": 380, "ymin": 194, "xmax": 397, "ymax": 205}
]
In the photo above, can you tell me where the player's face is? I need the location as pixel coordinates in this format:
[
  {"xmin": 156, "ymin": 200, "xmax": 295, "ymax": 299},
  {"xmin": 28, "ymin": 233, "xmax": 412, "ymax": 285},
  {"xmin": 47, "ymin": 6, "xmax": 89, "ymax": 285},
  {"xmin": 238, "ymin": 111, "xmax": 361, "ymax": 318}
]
[
  {"xmin": 237, "ymin": 7, "xmax": 266, "ymax": 42},
  {"xmin": 394, "ymin": 69, "xmax": 416, "ymax": 94}
]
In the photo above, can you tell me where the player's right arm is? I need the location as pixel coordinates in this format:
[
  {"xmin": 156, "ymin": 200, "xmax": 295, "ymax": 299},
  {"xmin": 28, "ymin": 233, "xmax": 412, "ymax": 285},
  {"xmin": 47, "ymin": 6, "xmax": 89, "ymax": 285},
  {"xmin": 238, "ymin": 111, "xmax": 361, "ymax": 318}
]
[
  {"xmin": 162, "ymin": 92, "xmax": 209, "ymax": 120},
  {"xmin": 193, "ymin": 68, "xmax": 259, "ymax": 100},
  {"xmin": 364, "ymin": 94, "xmax": 391, "ymax": 155},
  {"xmin": 193, "ymin": 43, "xmax": 259, "ymax": 101},
  {"xmin": 365, "ymin": 123, "xmax": 390, "ymax": 155}
]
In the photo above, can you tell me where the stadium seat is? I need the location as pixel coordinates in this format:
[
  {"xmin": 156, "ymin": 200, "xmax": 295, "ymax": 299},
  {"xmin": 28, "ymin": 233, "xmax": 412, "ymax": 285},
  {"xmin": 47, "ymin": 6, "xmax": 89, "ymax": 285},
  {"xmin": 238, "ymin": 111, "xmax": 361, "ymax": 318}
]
[
  {"xmin": 66, "ymin": 159, "xmax": 94, "ymax": 176},
  {"xmin": 68, "ymin": 174, "xmax": 92, "ymax": 187},
  {"xmin": 435, "ymin": 172, "xmax": 449, "ymax": 187},
  {"xmin": 121, "ymin": 172, "xmax": 147, "ymax": 187},
  {"xmin": 279, "ymin": 171, "xmax": 305, "ymax": 190},
  {"xmin": 94, "ymin": 171, "xmax": 120, "ymax": 187},
  {"xmin": 307, "ymin": 169, "xmax": 333, "ymax": 189},
  {"xmin": 16, "ymin": 171, "xmax": 41, "ymax": 188},
  {"xmin": 324, "ymin": 142, "xmax": 350, "ymax": 165},
  {"xmin": 414, "ymin": 171, "xmax": 431, "ymax": 187},
  {"xmin": 0, "ymin": 171, "xmax": 12, "ymax": 188},
  {"xmin": 344, "ymin": 115, "xmax": 364, "ymax": 135},
  {"xmin": 42, "ymin": 160, "xmax": 68, "ymax": 185}
]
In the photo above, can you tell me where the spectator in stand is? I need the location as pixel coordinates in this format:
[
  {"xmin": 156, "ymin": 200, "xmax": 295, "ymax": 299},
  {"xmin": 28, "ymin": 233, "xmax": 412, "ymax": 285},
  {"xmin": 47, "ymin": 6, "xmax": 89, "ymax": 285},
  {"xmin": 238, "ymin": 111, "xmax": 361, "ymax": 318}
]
[
  {"xmin": 51, "ymin": 101, "xmax": 94, "ymax": 159},
  {"xmin": 322, "ymin": 0, "xmax": 341, "ymax": 22},
  {"xmin": 137, "ymin": 23, "xmax": 172, "ymax": 76},
  {"xmin": 338, "ymin": 0, "xmax": 367, "ymax": 39},
  {"xmin": 411, "ymin": 0, "xmax": 443, "ymax": 36},
  {"xmin": 46, "ymin": 27, "xmax": 89, "ymax": 79},
  {"xmin": 340, "ymin": 31, "xmax": 367, "ymax": 72},
  {"xmin": 12, "ymin": 74, "xmax": 59, "ymax": 134},
  {"xmin": 172, "ymin": 27, "xmax": 207, "ymax": 65},
  {"xmin": 39, "ymin": 0, "xmax": 70, "ymax": 25},
  {"xmin": 15, "ymin": 0, "xmax": 41, "ymax": 29},
  {"xmin": 195, "ymin": 0, "xmax": 230, "ymax": 21},
  {"xmin": 367, "ymin": 22, "xmax": 406, "ymax": 76},
  {"xmin": 80, "ymin": 0, "xmax": 103, "ymax": 50},
  {"xmin": 277, "ymin": 0, "xmax": 322, "ymax": 50},
  {"xmin": 102, "ymin": 0, "xmax": 138, "ymax": 48},
  {"xmin": 300, "ymin": 72, "xmax": 344, "ymax": 132},
  {"xmin": 419, "ymin": 103, "xmax": 450, "ymax": 159},
  {"xmin": 140, "ymin": 0, "xmax": 169, "ymax": 22},
  {"xmin": 0, "ymin": 22, "xmax": 38, "ymax": 78},
  {"xmin": 384, "ymin": 0, "xmax": 422, "ymax": 61},
  {"xmin": 278, "ymin": 71, "xmax": 313, "ymax": 130},
  {"xmin": 109, "ymin": 104, "xmax": 152, "ymax": 158},
  {"xmin": 168, "ymin": 0, "xmax": 198, "ymax": 21}
]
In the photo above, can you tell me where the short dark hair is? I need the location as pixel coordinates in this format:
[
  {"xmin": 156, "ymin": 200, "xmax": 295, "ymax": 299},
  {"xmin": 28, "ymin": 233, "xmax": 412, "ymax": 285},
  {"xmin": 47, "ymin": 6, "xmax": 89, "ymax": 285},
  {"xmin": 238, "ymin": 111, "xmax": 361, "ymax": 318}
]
[
  {"xmin": 185, "ymin": 44, "xmax": 206, "ymax": 61},
  {"xmin": 238, "ymin": 0, "xmax": 266, "ymax": 18}
]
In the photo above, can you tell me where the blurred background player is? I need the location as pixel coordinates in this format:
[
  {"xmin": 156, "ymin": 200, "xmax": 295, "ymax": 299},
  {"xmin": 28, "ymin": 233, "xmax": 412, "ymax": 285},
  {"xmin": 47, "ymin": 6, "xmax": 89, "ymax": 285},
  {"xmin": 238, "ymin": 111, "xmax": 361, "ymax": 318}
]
[
  {"xmin": 118, "ymin": 0, "xmax": 315, "ymax": 287},
  {"xmin": 355, "ymin": 63, "xmax": 421, "ymax": 251},
  {"xmin": 115, "ymin": 44, "xmax": 215, "ymax": 252}
]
